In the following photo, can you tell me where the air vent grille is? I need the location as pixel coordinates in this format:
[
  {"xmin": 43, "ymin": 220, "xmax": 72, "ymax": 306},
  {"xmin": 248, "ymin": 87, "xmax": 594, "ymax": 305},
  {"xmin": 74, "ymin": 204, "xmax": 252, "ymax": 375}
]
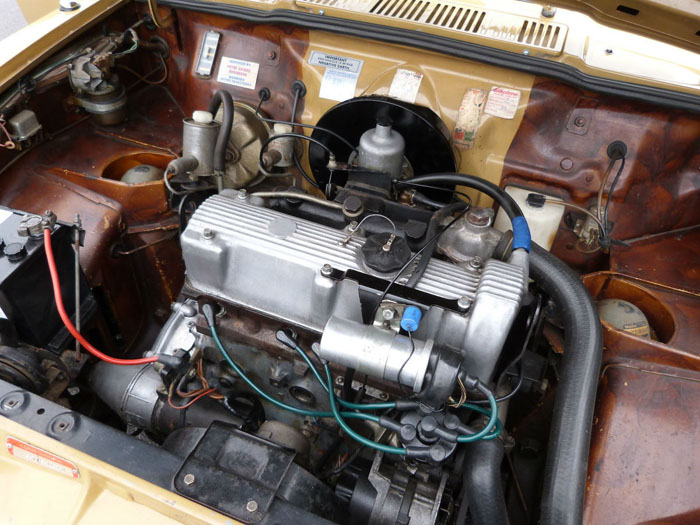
[{"xmin": 297, "ymin": 0, "xmax": 567, "ymax": 53}]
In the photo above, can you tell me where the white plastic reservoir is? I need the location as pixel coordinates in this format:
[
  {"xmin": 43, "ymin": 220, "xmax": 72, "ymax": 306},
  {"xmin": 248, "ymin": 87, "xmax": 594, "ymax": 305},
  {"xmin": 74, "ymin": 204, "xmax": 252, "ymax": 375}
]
[{"xmin": 494, "ymin": 186, "xmax": 565, "ymax": 251}]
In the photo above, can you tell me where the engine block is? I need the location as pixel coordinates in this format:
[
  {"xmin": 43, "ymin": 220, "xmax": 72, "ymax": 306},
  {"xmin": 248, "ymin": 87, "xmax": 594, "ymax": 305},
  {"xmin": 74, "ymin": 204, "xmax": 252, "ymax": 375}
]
[{"xmin": 181, "ymin": 190, "xmax": 526, "ymax": 382}]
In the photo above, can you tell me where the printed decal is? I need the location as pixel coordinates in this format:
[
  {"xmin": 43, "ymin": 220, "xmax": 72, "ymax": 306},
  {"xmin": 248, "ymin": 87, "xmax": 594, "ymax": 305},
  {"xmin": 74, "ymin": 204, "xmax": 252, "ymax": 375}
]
[
  {"xmin": 484, "ymin": 86, "xmax": 521, "ymax": 119},
  {"xmin": 216, "ymin": 57, "xmax": 260, "ymax": 90},
  {"xmin": 6, "ymin": 437, "xmax": 79, "ymax": 479}
]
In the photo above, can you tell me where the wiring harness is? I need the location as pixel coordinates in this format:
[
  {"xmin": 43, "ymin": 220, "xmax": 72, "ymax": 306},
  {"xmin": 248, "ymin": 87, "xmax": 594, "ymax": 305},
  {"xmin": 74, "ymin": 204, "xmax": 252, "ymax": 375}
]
[{"xmin": 202, "ymin": 304, "xmax": 500, "ymax": 458}]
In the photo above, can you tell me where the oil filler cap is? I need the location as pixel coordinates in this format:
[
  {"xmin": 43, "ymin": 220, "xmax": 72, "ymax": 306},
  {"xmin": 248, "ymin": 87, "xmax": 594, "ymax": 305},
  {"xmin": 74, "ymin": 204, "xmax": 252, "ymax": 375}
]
[
  {"xmin": 192, "ymin": 110, "xmax": 214, "ymax": 124},
  {"xmin": 361, "ymin": 233, "xmax": 411, "ymax": 273}
]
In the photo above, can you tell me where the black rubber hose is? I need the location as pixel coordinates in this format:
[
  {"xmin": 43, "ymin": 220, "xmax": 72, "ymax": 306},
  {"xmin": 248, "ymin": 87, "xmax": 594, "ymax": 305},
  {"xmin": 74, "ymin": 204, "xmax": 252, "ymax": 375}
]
[
  {"xmin": 207, "ymin": 90, "xmax": 234, "ymax": 173},
  {"xmin": 400, "ymin": 173, "xmax": 530, "ymax": 251},
  {"xmin": 411, "ymin": 190, "xmax": 449, "ymax": 210},
  {"xmin": 405, "ymin": 200, "xmax": 467, "ymax": 287},
  {"xmin": 461, "ymin": 439, "xmax": 509, "ymax": 525},
  {"xmin": 529, "ymin": 243, "xmax": 603, "ymax": 525},
  {"xmin": 402, "ymin": 173, "xmax": 523, "ymax": 220}
]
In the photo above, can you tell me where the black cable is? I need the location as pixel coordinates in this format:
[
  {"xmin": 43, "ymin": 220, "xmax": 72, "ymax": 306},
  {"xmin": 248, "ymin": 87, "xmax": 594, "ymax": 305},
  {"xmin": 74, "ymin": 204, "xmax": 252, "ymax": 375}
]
[
  {"xmin": 254, "ymin": 86, "xmax": 358, "ymax": 153},
  {"xmin": 395, "ymin": 180, "xmax": 473, "ymax": 204},
  {"xmin": 320, "ymin": 446, "xmax": 364, "ymax": 479},
  {"xmin": 372, "ymin": 208, "xmax": 469, "ymax": 318},
  {"xmin": 293, "ymin": 153, "xmax": 321, "ymax": 189},
  {"xmin": 405, "ymin": 200, "xmax": 469, "ymax": 288},
  {"xmin": 290, "ymin": 87, "xmax": 301, "ymax": 124},
  {"xmin": 490, "ymin": 364, "xmax": 525, "ymax": 404},
  {"xmin": 255, "ymin": 111, "xmax": 357, "ymax": 153},
  {"xmin": 259, "ymin": 132, "xmax": 335, "ymax": 161},
  {"xmin": 472, "ymin": 297, "xmax": 542, "ymax": 405},
  {"xmin": 602, "ymin": 155, "xmax": 626, "ymax": 237},
  {"xmin": 258, "ymin": 131, "xmax": 333, "ymax": 189},
  {"xmin": 405, "ymin": 173, "xmax": 525, "ymax": 221},
  {"xmin": 396, "ymin": 331, "xmax": 416, "ymax": 396}
]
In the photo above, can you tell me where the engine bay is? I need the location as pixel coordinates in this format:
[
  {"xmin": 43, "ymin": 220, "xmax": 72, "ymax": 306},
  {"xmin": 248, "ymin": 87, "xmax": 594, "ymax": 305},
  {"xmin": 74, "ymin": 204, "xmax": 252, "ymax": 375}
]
[{"xmin": 0, "ymin": 2, "xmax": 698, "ymax": 524}]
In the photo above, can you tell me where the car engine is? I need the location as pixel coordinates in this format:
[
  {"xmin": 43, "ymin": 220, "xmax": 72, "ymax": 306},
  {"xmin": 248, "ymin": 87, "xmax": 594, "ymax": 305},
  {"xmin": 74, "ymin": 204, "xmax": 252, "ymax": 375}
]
[
  {"xmin": 1, "ymin": 1, "xmax": 697, "ymax": 524},
  {"xmin": 74, "ymin": 83, "xmax": 536, "ymax": 522}
]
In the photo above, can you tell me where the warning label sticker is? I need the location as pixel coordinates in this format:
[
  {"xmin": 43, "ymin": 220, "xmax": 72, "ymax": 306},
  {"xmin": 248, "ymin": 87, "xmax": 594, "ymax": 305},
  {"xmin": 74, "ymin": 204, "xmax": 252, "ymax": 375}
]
[
  {"xmin": 309, "ymin": 51, "xmax": 363, "ymax": 73},
  {"xmin": 217, "ymin": 57, "xmax": 260, "ymax": 90},
  {"xmin": 388, "ymin": 69, "xmax": 424, "ymax": 104},
  {"xmin": 484, "ymin": 87, "xmax": 521, "ymax": 119},
  {"xmin": 310, "ymin": 51, "xmax": 363, "ymax": 102},
  {"xmin": 6, "ymin": 437, "xmax": 79, "ymax": 479}
]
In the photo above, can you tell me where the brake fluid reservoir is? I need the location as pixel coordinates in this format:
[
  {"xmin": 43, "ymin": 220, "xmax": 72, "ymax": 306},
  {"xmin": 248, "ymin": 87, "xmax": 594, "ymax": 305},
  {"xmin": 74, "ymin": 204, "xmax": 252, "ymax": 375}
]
[{"xmin": 494, "ymin": 186, "xmax": 564, "ymax": 250}]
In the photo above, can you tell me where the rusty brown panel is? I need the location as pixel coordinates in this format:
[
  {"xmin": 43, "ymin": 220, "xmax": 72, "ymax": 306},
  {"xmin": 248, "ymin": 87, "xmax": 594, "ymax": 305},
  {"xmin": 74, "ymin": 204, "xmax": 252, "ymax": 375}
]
[
  {"xmin": 0, "ymin": 85, "xmax": 186, "ymax": 352},
  {"xmin": 583, "ymin": 272, "xmax": 700, "ymax": 354},
  {"xmin": 142, "ymin": 7, "xmax": 310, "ymax": 121},
  {"xmin": 91, "ymin": 84, "xmax": 184, "ymax": 154},
  {"xmin": 503, "ymin": 79, "xmax": 700, "ymax": 271},
  {"xmin": 26, "ymin": 86, "xmax": 182, "ymax": 181},
  {"xmin": 585, "ymin": 363, "xmax": 700, "ymax": 524},
  {"xmin": 600, "ymin": 323, "xmax": 700, "ymax": 373},
  {"xmin": 0, "ymin": 162, "xmax": 184, "ymax": 352},
  {"xmin": 611, "ymin": 226, "xmax": 700, "ymax": 295},
  {"xmin": 0, "ymin": 169, "xmax": 146, "ymax": 348}
]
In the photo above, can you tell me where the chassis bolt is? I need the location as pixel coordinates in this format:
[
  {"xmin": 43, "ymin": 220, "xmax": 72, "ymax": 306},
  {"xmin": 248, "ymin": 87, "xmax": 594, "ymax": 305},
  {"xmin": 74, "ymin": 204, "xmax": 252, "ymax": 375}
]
[
  {"xmin": 469, "ymin": 256, "xmax": 483, "ymax": 269},
  {"xmin": 321, "ymin": 264, "xmax": 333, "ymax": 277},
  {"xmin": 183, "ymin": 473, "xmax": 195, "ymax": 485},
  {"xmin": 246, "ymin": 500, "xmax": 258, "ymax": 512},
  {"xmin": 382, "ymin": 308, "xmax": 395, "ymax": 321},
  {"xmin": 202, "ymin": 228, "xmax": 215, "ymax": 240}
]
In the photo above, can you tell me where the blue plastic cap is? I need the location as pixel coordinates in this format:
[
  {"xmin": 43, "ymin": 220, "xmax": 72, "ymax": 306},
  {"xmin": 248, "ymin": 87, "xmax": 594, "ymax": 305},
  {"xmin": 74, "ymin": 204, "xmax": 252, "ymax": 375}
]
[
  {"xmin": 401, "ymin": 306, "xmax": 423, "ymax": 332},
  {"xmin": 511, "ymin": 216, "xmax": 532, "ymax": 252}
]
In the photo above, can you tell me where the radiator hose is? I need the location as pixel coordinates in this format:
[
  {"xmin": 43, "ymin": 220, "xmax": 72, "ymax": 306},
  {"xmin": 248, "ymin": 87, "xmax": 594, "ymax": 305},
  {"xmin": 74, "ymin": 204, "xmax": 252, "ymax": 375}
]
[
  {"xmin": 530, "ymin": 243, "xmax": 602, "ymax": 524},
  {"xmin": 462, "ymin": 439, "xmax": 509, "ymax": 525}
]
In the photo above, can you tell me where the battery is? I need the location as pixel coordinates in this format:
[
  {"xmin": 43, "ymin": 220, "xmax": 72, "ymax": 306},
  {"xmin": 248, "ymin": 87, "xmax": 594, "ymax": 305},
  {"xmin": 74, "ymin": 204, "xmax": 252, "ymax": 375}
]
[{"xmin": 0, "ymin": 208, "xmax": 89, "ymax": 349}]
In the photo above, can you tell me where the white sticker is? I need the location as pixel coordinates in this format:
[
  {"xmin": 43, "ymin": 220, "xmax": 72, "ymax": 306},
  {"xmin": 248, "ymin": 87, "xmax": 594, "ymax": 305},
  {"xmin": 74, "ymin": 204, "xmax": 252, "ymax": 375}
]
[
  {"xmin": 388, "ymin": 69, "xmax": 424, "ymax": 104},
  {"xmin": 309, "ymin": 51, "xmax": 363, "ymax": 73},
  {"xmin": 319, "ymin": 68, "xmax": 360, "ymax": 102},
  {"xmin": 484, "ymin": 87, "xmax": 521, "ymax": 119},
  {"xmin": 217, "ymin": 57, "xmax": 260, "ymax": 90}
]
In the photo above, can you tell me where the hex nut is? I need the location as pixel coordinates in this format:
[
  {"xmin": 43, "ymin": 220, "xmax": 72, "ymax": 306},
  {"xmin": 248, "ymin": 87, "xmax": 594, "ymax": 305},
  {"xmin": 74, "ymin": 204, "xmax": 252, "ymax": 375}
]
[
  {"xmin": 469, "ymin": 256, "xmax": 483, "ymax": 269},
  {"xmin": 382, "ymin": 308, "xmax": 396, "ymax": 321},
  {"xmin": 457, "ymin": 297, "xmax": 472, "ymax": 311}
]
